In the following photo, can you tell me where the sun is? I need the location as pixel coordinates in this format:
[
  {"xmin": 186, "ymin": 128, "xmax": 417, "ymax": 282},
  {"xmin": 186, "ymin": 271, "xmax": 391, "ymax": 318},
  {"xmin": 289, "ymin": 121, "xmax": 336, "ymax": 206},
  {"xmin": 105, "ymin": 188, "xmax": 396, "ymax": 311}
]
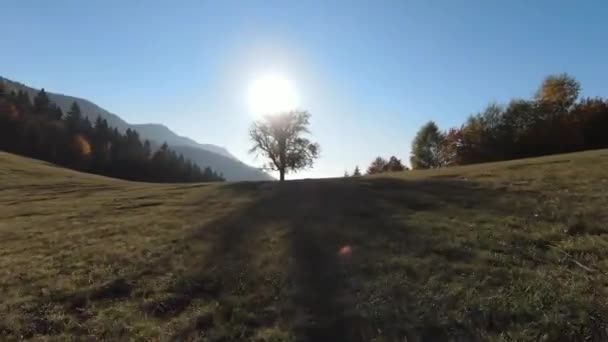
[{"xmin": 247, "ymin": 74, "xmax": 299, "ymax": 116}]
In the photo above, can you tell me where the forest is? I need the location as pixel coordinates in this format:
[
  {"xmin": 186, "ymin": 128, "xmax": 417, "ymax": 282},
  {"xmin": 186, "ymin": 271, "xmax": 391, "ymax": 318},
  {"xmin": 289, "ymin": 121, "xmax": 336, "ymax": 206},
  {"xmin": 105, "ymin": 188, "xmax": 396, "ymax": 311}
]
[
  {"xmin": 409, "ymin": 74, "xmax": 608, "ymax": 169},
  {"xmin": 0, "ymin": 83, "xmax": 224, "ymax": 183}
]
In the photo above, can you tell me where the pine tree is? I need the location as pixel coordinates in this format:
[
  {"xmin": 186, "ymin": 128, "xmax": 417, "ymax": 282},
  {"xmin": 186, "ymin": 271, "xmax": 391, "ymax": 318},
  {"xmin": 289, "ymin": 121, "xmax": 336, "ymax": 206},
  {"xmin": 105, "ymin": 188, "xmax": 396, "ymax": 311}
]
[
  {"xmin": 66, "ymin": 102, "xmax": 82, "ymax": 133},
  {"xmin": 384, "ymin": 156, "xmax": 406, "ymax": 172},
  {"xmin": 33, "ymin": 88, "xmax": 51, "ymax": 116},
  {"xmin": 352, "ymin": 166, "xmax": 362, "ymax": 176},
  {"xmin": 15, "ymin": 90, "xmax": 32, "ymax": 116},
  {"xmin": 50, "ymin": 105, "xmax": 63, "ymax": 120},
  {"xmin": 367, "ymin": 157, "xmax": 387, "ymax": 174},
  {"xmin": 143, "ymin": 140, "xmax": 151, "ymax": 159},
  {"xmin": 92, "ymin": 117, "xmax": 111, "ymax": 170}
]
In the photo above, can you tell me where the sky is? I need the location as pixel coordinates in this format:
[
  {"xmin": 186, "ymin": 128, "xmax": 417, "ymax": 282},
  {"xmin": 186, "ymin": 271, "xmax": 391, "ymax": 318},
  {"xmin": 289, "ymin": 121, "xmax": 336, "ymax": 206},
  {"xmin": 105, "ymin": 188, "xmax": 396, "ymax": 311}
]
[{"xmin": 2, "ymin": 0, "xmax": 608, "ymax": 179}]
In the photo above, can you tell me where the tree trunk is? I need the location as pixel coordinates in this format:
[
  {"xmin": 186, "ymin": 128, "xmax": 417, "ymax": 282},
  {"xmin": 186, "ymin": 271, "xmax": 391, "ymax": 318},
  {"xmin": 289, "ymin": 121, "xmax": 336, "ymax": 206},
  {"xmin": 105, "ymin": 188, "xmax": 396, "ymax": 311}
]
[{"xmin": 279, "ymin": 135, "xmax": 286, "ymax": 182}]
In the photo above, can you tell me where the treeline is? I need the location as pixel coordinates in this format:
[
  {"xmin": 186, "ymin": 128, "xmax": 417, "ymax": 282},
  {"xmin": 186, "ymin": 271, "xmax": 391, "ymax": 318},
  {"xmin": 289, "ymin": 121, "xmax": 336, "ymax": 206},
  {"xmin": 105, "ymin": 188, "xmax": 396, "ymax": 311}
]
[
  {"xmin": 0, "ymin": 83, "xmax": 224, "ymax": 182},
  {"xmin": 411, "ymin": 74, "xmax": 608, "ymax": 168},
  {"xmin": 345, "ymin": 156, "xmax": 408, "ymax": 176}
]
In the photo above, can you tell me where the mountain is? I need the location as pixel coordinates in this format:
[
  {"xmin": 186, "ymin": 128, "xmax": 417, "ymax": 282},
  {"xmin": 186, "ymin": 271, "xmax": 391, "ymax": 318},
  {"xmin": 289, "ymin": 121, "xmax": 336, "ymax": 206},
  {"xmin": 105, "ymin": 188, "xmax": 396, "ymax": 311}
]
[
  {"xmin": 131, "ymin": 123, "xmax": 236, "ymax": 160},
  {"xmin": 0, "ymin": 76, "xmax": 272, "ymax": 181},
  {"xmin": 169, "ymin": 145, "xmax": 271, "ymax": 181}
]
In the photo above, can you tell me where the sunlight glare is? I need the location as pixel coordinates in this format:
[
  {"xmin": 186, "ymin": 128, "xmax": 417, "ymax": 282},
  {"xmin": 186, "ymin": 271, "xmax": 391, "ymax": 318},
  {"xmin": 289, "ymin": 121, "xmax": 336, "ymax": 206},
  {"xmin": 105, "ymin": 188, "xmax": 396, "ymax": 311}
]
[{"xmin": 247, "ymin": 74, "xmax": 299, "ymax": 116}]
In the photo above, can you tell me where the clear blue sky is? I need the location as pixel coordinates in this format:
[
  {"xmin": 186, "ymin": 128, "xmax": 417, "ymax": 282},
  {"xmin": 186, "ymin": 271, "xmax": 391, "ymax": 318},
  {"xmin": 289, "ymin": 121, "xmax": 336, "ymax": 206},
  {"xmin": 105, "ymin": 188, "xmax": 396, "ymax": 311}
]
[{"xmin": 3, "ymin": 1, "xmax": 608, "ymax": 178}]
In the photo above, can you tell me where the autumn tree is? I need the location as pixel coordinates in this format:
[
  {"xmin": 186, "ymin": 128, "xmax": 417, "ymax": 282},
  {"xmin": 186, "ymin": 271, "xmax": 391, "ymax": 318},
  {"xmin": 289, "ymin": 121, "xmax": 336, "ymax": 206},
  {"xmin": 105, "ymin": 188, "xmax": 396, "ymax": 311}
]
[
  {"xmin": 535, "ymin": 73, "xmax": 580, "ymax": 112},
  {"xmin": 410, "ymin": 121, "xmax": 444, "ymax": 169},
  {"xmin": 72, "ymin": 134, "xmax": 92, "ymax": 158},
  {"xmin": 249, "ymin": 110, "xmax": 320, "ymax": 181},
  {"xmin": 439, "ymin": 128, "xmax": 463, "ymax": 166}
]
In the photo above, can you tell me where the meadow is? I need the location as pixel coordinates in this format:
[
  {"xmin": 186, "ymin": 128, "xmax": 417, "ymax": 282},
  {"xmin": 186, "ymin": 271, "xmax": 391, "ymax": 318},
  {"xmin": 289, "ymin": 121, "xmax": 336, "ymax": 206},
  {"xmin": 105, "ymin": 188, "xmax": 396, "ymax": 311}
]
[{"xmin": 1, "ymin": 150, "xmax": 608, "ymax": 341}]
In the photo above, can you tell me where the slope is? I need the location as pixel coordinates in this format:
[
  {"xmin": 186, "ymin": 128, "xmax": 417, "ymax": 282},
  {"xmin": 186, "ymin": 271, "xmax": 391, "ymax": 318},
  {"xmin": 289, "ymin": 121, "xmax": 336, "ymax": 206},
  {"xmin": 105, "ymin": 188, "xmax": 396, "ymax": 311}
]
[
  {"xmin": 0, "ymin": 76, "xmax": 272, "ymax": 181},
  {"xmin": 2, "ymin": 150, "xmax": 608, "ymax": 341}
]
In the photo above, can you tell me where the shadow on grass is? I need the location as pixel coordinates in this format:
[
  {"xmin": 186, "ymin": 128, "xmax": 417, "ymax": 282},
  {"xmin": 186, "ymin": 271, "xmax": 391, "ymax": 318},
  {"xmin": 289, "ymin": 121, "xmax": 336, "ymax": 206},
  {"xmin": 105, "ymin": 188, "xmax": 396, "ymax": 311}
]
[
  {"xmin": 11, "ymin": 176, "xmax": 519, "ymax": 341},
  {"xmin": 165, "ymin": 176, "xmax": 512, "ymax": 341}
]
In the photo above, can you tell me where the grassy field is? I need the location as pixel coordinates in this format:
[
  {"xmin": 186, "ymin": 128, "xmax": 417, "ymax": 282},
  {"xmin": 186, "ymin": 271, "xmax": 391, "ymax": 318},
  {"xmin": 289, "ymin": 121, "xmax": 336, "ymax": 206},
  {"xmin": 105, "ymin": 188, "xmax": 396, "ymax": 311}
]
[{"xmin": 2, "ymin": 150, "xmax": 608, "ymax": 341}]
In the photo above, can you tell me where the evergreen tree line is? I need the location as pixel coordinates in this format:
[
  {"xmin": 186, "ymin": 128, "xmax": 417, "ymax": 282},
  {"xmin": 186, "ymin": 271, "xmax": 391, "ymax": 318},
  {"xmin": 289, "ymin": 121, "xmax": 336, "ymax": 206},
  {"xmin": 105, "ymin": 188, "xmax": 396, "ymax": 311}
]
[
  {"xmin": 410, "ymin": 74, "xmax": 608, "ymax": 168},
  {"xmin": 0, "ymin": 83, "xmax": 224, "ymax": 182},
  {"xmin": 365, "ymin": 156, "xmax": 408, "ymax": 174},
  {"xmin": 345, "ymin": 156, "xmax": 407, "ymax": 177}
]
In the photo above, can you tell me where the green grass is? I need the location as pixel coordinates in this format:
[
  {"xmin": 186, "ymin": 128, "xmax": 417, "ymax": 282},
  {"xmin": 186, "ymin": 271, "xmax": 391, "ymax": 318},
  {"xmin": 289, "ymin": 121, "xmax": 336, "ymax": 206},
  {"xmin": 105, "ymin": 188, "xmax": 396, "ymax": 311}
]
[{"xmin": 2, "ymin": 150, "xmax": 608, "ymax": 341}]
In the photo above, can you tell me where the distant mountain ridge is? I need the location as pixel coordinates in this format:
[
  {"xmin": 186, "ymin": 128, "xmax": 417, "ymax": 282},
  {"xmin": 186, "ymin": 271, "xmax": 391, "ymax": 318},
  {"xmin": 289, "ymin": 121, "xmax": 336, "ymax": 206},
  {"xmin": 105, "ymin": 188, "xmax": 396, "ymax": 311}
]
[
  {"xmin": 131, "ymin": 123, "xmax": 237, "ymax": 160},
  {"xmin": 0, "ymin": 76, "xmax": 272, "ymax": 181}
]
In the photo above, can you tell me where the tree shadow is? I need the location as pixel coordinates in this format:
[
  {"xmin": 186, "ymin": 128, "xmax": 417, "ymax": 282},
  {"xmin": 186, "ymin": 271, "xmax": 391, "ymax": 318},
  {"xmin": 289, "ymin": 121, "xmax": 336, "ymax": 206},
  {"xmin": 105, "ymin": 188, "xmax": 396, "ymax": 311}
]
[{"xmin": 165, "ymin": 176, "xmax": 513, "ymax": 341}]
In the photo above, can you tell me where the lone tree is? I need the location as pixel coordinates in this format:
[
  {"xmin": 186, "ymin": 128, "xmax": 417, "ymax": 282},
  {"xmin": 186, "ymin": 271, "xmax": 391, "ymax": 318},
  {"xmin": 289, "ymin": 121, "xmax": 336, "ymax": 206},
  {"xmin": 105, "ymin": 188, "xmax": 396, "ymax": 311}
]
[{"xmin": 249, "ymin": 110, "xmax": 320, "ymax": 181}]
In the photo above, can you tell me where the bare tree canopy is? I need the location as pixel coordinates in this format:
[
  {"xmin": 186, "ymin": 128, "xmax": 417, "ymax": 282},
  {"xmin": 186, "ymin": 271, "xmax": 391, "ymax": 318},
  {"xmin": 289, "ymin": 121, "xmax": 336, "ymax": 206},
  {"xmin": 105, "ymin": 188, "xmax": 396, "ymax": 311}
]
[{"xmin": 249, "ymin": 110, "xmax": 320, "ymax": 181}]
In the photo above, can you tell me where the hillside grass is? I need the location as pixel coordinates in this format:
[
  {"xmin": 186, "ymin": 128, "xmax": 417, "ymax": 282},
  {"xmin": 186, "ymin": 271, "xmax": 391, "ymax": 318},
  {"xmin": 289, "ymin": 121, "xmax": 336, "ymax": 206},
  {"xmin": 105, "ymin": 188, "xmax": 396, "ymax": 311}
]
[{"xmin": 1, "ymin": 150, "xmax": 608, "ymax": 341}]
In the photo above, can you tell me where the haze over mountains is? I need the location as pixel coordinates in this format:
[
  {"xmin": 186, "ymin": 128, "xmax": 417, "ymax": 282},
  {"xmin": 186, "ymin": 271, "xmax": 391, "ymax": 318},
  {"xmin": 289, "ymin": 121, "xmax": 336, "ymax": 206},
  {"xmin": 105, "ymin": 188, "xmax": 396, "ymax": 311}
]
[{"xmin": 0, "ymin": 76, "xmax": 272, "ymax": 181}]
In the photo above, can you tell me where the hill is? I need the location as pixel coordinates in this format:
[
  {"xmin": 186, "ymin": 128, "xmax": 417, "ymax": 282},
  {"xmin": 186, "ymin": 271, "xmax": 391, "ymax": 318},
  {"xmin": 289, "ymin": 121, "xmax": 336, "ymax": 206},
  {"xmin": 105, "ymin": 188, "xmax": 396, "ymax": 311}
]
[
  {"xmin": 0, "ymin": 76, "xmax": 272, "ymax": 181},
  {"xmin": 2, "ymin": 150, "xmax": 608, "ymax": 341}
]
